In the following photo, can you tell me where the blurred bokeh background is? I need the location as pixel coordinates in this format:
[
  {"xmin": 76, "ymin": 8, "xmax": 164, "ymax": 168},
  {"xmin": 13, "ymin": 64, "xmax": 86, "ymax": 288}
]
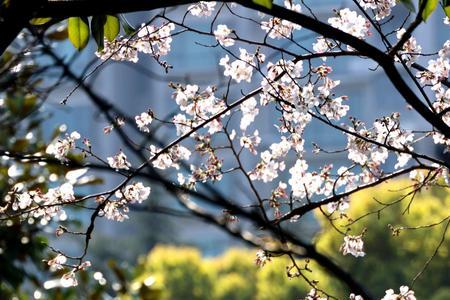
[{"xmin": 1, "ymin": 0, "xmax": 450, "ymax": 299}]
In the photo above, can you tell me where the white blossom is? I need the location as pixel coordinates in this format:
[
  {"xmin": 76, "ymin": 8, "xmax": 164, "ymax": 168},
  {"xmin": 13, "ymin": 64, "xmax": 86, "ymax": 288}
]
[
  {"xmin": 328, "ymin": 9, "xmax": 370, "ymax": 49},
  {"xmin": 101, "ymin": 201, "xmax": 129, "ymax": 222},
  {"xmin": 288, "ymin": 159, "xmax": 322, "ymax": 198},
  {"xmin": 249, "ymin": 151, "xmax": 285, "ymax": 183},
  {"xmin": 60, "ymin": 272, "xmax": 78, "ymax": 287},
  {"xmin": 115, "ymin": 182, "xmax": 151, "ymax": 203},
  {"xmin": 46, "ymin": 131, "xmax": 80, "ymax": 161},
  {"xmin": 46, "ymin": 183, "xmax": 75, "ymax": 203},
  {"xmin": 313, "ymin": 37, "xmax": 334, "ymax": 60},
  {"xmin": 134, "ymin": 23, "xmax": 175, "ymax": 56},
  {"xmin": 135, "ymin": 111, "xmax": 153, "ymax": 132},
  {"xmin": 150, "ymin": 145, "xmax": 191, "ymax": 170},
  {"xmin": 188, "ymin": 1, "xmax": 216, "ymax": 17},
  {"xmin": 107, "ymin": 150, "xmax": 131, "ymax": 170},
  {"xmin": 261, "ymin": 1, "xmax": 301, "ymax": 39},
  {"xmin": 96, "ymin": 38, "xmax": 138, "ymax": 63},
  {"xmin": 381, "ymin": 286, "xmax": 416, "ymax": 300},
  {"xmin": 240, "ymin": 130, "xmax": 261, "ymax": 155},
  {"xmin": 340, "ymin": 235, "xmax": 365, "ymax": 257},
  {"xmin": 358, "ymin": 0, "xmax": 396, "ymax": 20},
  {"xmin": 220, "ymin": 50, "xmax": 254, "ymax": 83},
  {"xmin": 16, "ymin": 192, "xmax": 34, "ymax": 210},
  {"xmin": 395, "ymin": 28, "xmax": 422, "ymax": 66},
  {"xmin": 327, "ymin": 197, "xmax": 350, "ymax": 214},
  {"xmin": 349, "ymin": 294, "xmax": 364, "ymax": 300},
  {"xmin": 47, "ymin": 254, "xmax": 67, "ymax": 270},
  {"xmin": 214, "ymin": 24, "xmax": 234, "ymax": 47},
  {"xmin": 305, "ymin": 289, "xmax": 327, "ymax": 300},
  {"xmin": 255, "ymin": 250, "xmax": 271, "ymax": 267},
  {"xmin": 240, "ymin": 97, "xmax": 259, "ymax": 130}
]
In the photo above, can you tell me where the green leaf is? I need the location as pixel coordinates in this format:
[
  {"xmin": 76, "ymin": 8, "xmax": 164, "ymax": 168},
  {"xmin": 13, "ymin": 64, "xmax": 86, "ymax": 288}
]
[
  {"xmin": 68, "ymin": 17, "xmax": 90, "ymax": 50},
  {"xmin": 444, "ymin": 0, "xmax": 450, "ymax": 17},
  {"xmin": 252, "ymin": 0, "xmax": 272, "ymax": 9},
  {"xmin": 91, "ymin": 15, "xmax": 106, "ymax": 51},
  {"xmin": 420, "ymin": 0, "xmax": 439, "ymax": 21},
  {"xmin": 119, "ymin": 14, "xmax": 137, "ymax": 35},
  {"xmin": 398, "ymin": 0, "xmax": 416, "ymax": 12},
  {"xmin": 104, "ymin": 15, "xmax": 120, "ymax": 42},
  {"xmin": 29, "ymin": 18, "xmax": 52, "ymax": 26}
]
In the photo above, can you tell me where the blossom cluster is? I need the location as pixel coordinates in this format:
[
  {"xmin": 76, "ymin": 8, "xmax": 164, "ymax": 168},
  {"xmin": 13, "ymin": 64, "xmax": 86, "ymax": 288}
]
[
  {"xmin": 188, "ymin": 1, "xmax": 216, "ymax": 17},
  {"xmin": 214, "ymin": 24, "xmax": 235, "ymax": 47},
  {"xmin": 172, "ymin": 83, "xmax": 227, "ymax": 135},
  {"xmin": 395, "ymin": 28, "xmax": 422, "ymax": 66},
  {"xmin": 340, "ymin": 234, "xmax": 366, "ymax": 257},
  {"xmin": 346, "ymin": 113, "xmax": 414, "ymax": 171},
  {"xmin": 417, "ymin": 40, "xmax": 450, "ymax": 87},
  {"xmin": 96, "ymin": 22, "xmax": 175, "ymax": 63},
  {"xmin": 220, "ymin": 48, "xmax": 265, "ymax": 83},
  {"xmin": 149, "ymin": 144, "xmax": 191, "ymax": 170},
  {"xmin": 99, "ymin": 182, "xmax": 151, "ymax": 222},
  {"xmin": 358, "ymin": 0, "xmax": 396, "ymax": 20},
  {"xmin": 46, "ymin": 131, "xmax": 80, "ymax": 161},
  {"xmin": 14, "ymin": 183, "xmax": 75, "ymax": 222},
  {"xmin": 328, "ymin": 9, "xmax": 370, "ymax": 43},
  {"xmin": 381, "ymin": 286, "xmax": 416, "ymax": 300},
  {"xmin": 261, "ymin": 0, "xmax": 302, "ymax": 39},
  {"xmin": 47, "ymin": 254, "xmax": 91, "ymax": 287},
  {"xmin": 107, "ymin": 150, "xmax": 132, "ymax": 170}
]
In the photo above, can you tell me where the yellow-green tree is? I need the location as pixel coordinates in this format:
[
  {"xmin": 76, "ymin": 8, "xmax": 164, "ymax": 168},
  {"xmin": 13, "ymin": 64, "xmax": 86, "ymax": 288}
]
[
  {"xmin": 135, "ymin": 246, "xmax": 214, "ymax": 300},
  {"xmin": 315, "ymin": 179, "xmax": 450, "ymax": 299},
  {"xmin": 133, "ymin": 246, "xmax": 331, "ymax": 300}
]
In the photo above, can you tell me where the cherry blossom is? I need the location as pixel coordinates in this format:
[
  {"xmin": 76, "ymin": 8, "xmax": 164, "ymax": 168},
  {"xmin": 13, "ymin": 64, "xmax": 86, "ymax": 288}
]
[
  {"xmin": 381, "ymin": 286, "xmax": 416, "ymax": 300},
  {"xmin": 107, "ymin": 150, "xmax": 131, "ymax": 170},
  {"xmin": 240, "ymin": 97, "xmax": 259, "ymax": 131},
  {"xmin": 288, "ymin": 159, "xmax": 323, "ymax": 199},
  {"xmin": 95, "ymin": 38, "xmax": 139, "ymax": 62},
  {"xmin": 395, "ymin": 28, "xmax": 422, "ymax": 66},
  {"xmin": 12, "ymin": 183, "xmax": 75, "ymax": 222},
  {"xmin": 60, "ymin": 271, "xmax": 78, "ymax": 287},
  {"xmin": 15, "ymin": 191, "xmax": 37, "ymax": 210},
  {"xmin": 47, "ymin": 183, "xmax": 75, "ymax": 203},
  {"xmin": 438, "ymin": 40, "xmax": 450, "ymax": 58},
  {"xmin": 261, "ymin": 0, "xmax": 301, "ymax": 39},
  {"xmin": 135, "ymin": 111, "xmax": 153, "ymax": 132},
  {"xmin": 340, "ymin": 235, "xmax": 365, "ymax": 257},
  {"xmin": 101, "ymin": 200, "xmax": 129, "ymax": 222},
  {"xmin": 214, "ymin": 24, "xmax": 235, "ymax": 47},
  {"xmin": 255, "ymin": 250, "xmax": 271, "ymax": 267},
  {"xmin": 312, "ymin": 37, "xmax": 335, "ymax": 60},
  {"xmin": 171, "ymin": 84, "xmax": 227, "ymax": 134},
  {"xmin": 220, "ymin": 50, "xmax": 255, "ymax": 83},
  {"xmin": 305, "ymin": 289, "xmax": 327, "ymax": 300},
  {"xmin": 327, "ymin": 197, "xmax": 350, "ymax": 214},
  {"xmin": 115, "ymin": 182, "xmax": 151, "ymax": 203},
  {"xmin": 328, "ymin": 9, "xmax": 370, "ymax": 48},
  {"xmin": 96, "ymin": 22, "xmax": 175, "ymax": 62},
  {"xmin": 135, "ymin": 23, "xmax": 175, "ymax": 56},
  {"xmin": 47, "ymin": 254, "xmax": 67, "ymax": 271},
  {"xmin": 188, "ymin": 1, "xmax": 216, "ymax": 17},
  {"xmin": 349, "ymin": 294, "xmax": 364, "ymax": 300},
  {"xmin": 358, "ymin": 0, "xmax": 396, "ymax": 20},
  {"xmin": 149, "ymin": 144, "xmax": 191, "ymax": 170},
  {"xmin": 46, "ymin": 131, "xmax": 80, "ymax": 161},
  {"xmin": 240, "ymin": 130, "xmax": 261, "ymax": 155}
]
